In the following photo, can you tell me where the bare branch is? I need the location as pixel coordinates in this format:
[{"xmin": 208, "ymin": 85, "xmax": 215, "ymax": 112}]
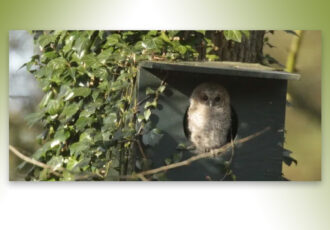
[
  {"xmin": 9, "ymin": 145, "xmax": 104, "ymax": 180},
  {"xmin": 124, "ymin": 126, "xmax": 271, "ymax": 180},
  {"xmin": 9, "ymin": 145, "xmax": 62, "ymax": 177}
]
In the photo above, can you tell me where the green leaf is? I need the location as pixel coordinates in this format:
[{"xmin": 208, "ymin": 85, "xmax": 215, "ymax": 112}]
[
  {"xmin": 241, "ymin": 30, "xmax": 250, "ymax": 39},
  {"xmin": 223, "ymin": 30, "xmax": 242, "ymax": 43},
  {"xmin": 197, "ymin": 30, "xmax": 206, "ymax": 35},
  {"xmin": 25, "ymin": 112, "xmax": 44, "ymax": 127},
  {"xmin": 144, "ymin": 100, "xmax": 157, "ymax": 109},
  {"xmin": 75, "ymin": 116, "xmax": 93, "ymax": 131},
  {"xmin": 164, "ymin": 158, "xmax": 172, "ymax": 165},
  {"xmin": 73, "ymin": 87, "xmax": 91, "ymax": 98},
  {"xmin": 61, "ymin": 171, "xmax": 74, "ymax": 181},
  {"xmin": 47, "ymin": 57, "xmax": 68, "ymax": 70},
  {"xmin": 157, "ymin": 85, "xmax": 166, "ymax": 93},
  {"xmin": 144, "ymin": 109, "xmax": 151, "ymax": 121},
  {"xmin": 173, "ymin": 152, "xmax": 183, "ymax": 163},
  {"xmin": 176, "ymin": 45, "xmax": 187, "ymax": 55},
  {"xmin": 145, "ymin": 87, "xmax": 155, "ymax": 95},
  {"xmin": 66, "ymin": 157, "xmax": 80, "ymax": 172},
  {"xmin": 81, "ymin": 54, "xmax": 101, "ymax": 68},
  {"xmin": 46, "ymin": 99, "xmax": 62, "ymax": 115},
  {"xmin": 206, "ymin": 54, "xmax": 219, "ymax": 61},
  {"xmin": 97, "ymin": 48, "xmax": 113, "ymax": 64},
  {"xmin": 39, "ymin": 91, "xmax": 53, "ymax": 108},
  {"xmin": 73, "ymin": 34, "xmax": 91, "ymax": 58},
  {"xmin": 38, "ymin": 34, "xmax": 56, "ymax": 48},
  {"xmin": 69, "ymin": 141, "xmax": 89, "ymax": 156},
  {"xmin": 142, "ymin": 128, "xmax": 164, "ymax": 146},
  {"xmin": 105, "ymin": 34, "xmax": 120, "ymax": 47},
  {"xmin": 41, "ymin": 51, "xmax": 58, "ymax": 62},
  {"xmin": 60, "ymin": 101, "xmax": 81, "ymax": 121},
  {"xmin": 160, "ymin": 31, "xmax": 171, "ymax": 43},
  {"xmin": 93, "ymin": 67, "xmax": 108, "ymax": 80},
  {"xmin": 47, "ymin": 156, "xmax": 64, "ymax": 171},
  {"xmin": 137, "ymin": 114, "xmax": 145, "ymax": 123},
  {"xmin": 54, "ymin": 129, "xmax": 70, "ymax": 142},
  {"xmin": 33, "ymin": 142, "xmax": 51, "ymax": 160},
  {"xmin": 104, "ymin": 112, "xmax": 117, "ymax": 124}
]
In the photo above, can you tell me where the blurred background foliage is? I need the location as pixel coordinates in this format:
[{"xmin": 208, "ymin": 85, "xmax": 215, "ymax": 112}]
[
  {"xmin": 263, "ymin": 30, "xmax": 321, "ymax": 180},
  {"xmin": 9, "ymin": 30, "xmax": 321, "ymax": 181}
]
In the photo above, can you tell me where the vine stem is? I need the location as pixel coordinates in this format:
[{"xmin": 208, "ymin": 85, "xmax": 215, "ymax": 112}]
[{"xmin": 123, "ymin": 126, "xmax": 271, "ymax": 180}]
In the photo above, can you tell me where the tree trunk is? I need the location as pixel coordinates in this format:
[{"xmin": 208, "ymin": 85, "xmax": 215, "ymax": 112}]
[{"xmin": 211, "ymin": 31, "xmax": 265, "ymax": 63}]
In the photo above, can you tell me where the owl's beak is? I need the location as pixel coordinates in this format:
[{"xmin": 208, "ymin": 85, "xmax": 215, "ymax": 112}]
[{"xmin": 209, "ymin": 101, "xmax": 213, "ymax": 107}]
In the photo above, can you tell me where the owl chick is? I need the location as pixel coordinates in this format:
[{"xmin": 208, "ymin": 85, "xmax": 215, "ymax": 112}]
[{"xmin": 187, "ymin": 82, "xmax": 231, "ymax": 154}]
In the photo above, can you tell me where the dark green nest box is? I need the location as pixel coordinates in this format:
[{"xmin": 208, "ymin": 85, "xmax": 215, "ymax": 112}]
[{"xmin": 136, "ymin": 61, "xmax": 299, "ymax": 181}]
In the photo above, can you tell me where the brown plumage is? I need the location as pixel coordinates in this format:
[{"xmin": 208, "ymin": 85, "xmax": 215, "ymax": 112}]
[{"xmin": 187, "ymin": 82, "xmax": 231, "ymax": 153}]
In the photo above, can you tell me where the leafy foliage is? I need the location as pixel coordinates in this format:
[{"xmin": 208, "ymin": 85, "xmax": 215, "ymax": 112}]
[{"xmin": 25, "ymin": 30, "xmax": 256, "ymax": 181}]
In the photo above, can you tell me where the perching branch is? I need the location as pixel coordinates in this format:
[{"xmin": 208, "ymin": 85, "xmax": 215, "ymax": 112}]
[{"xmin": 124, "ymin": 126, "xmax": 271, "ymax": 180}]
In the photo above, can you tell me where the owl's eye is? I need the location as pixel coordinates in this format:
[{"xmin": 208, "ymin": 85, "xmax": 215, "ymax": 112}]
[
  {"xmin": 214, "ymin": 96, "xmax": 221, "ymax": 102},
  {"xmin": 202, "ymin": 95, "xmax": 208, "ymax": 101}
]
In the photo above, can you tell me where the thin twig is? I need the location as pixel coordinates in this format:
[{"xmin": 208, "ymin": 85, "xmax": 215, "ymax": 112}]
[
  {"xmin": 9, "ymin": 145, "xmax": 104, "ymax": 180},
  {"xmin": 136, "ymin": 139, "xmax": 147, "ymax": 159},
  {"xmin": 9, "ymin": 145, "xmax": 62, "ymax": 177},
  {"xmin": 137, "ymin": 95, "xmax": 152, "ymax": 106},
  {"xmin": 124, "ymin": 126, "xmax": 271, "ymax": 180}
]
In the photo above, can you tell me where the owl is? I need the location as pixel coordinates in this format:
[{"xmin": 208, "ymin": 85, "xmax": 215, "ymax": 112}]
[{"xmin": 187, "ymin": 82, "xmax": 231, "ymax": 154}]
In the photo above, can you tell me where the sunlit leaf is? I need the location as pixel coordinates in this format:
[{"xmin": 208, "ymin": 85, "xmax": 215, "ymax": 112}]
[{"xmin": 223, "ymin": 30, "xmax": 242, "ymax": 43}]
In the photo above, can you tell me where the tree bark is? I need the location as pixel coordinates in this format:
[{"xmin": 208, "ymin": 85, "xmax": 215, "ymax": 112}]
[{"xmin": 210, "ymin": 31, "xmax": 265, "ymax": 63}]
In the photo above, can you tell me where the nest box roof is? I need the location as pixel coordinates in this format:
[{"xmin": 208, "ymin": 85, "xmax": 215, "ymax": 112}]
[{"xmin": 140, "ymin": 61, "xmax": 300, "ymax": 80}]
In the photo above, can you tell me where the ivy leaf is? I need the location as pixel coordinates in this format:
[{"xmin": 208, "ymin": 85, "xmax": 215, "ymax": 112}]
[
  {"xmin": 103, "ymin": 113, "xmax": 117, "ymax": 130},
  {"xmin": 73, "ymin": 87, "xmax": 91, "ymax": 98},
  {"xmin": 283, "ymin": 149, "xmax": 297, "ymax": 166},
  {"xmin": 137, "ymin": 114, "xmax": 145, "ymax": 123},
  {"xmin": 241, "ymin": 30, "xmax": 250, "ymax": 39},
  {"xmin": 45, "ymin": 99, "xmax": 63, "ymax": 115},
  {"xmin": 39, "ymin": 91, "xmax": 53, "ymax": 108},
  {"xmin": 164, "ymin": 158, "xmax": 172, "ymax": 165},
  {"xmin": 223, "ymin": 30, "xmax": 242, "ymax": 43},
  {"xmin": 69, "ymin": 141, "xmax": 89, "ymax": 156},
  {"xmin": 197, "ymin": 30, "xmax": 206, "ymax": 35},
  {"xmin": 66, "ymin": 157, "xmax": 80, "ymax": 172},
  {"xmin": 54, "ymin": 129, "xmax": 70, "ymax": 143},
  {"xmin": 33, "ymin": 142, "xmax": 51, "ymax": 160},
  {"xmin": 142, "ymin": 128, "xmax": 164, "ymax": 147},
  {"xmin": 145, "ymin": 87, "xmax": 155, "ymax": 95},
  {"xmin": 75, "ymin": 116, "xmax": 93, "ymax": 131},
  {"xmin": 160, "ymin": 31, "xmax": 171, "ymax": 43},
  {"xmin": 206, "ymin": 54, "xmax": 219, "ymax": 61},
  {"xmin": 144, "ymin": 100, "xmax": 157, "ymax": 109},
  {"xmin": 25, "ymin": 112, "xmax": 44, "ymax": 127},
  {"xmin": 73, "ymin": 34, "xmax": 91, "ymax": 58},
  {"xmin": 157, "ymin": 85, "xmax": 166, "ymax": 93},
  {"xmin": 173, "ymin": 152, "xmax": 183, "ymax": 163},
  {"xmin": 47, "ymin": 57, "xmax": 67, "ymax": 70},
  {"xmin": 47, "ymin": 156, "xmax": 64, "ymax": 171},
  {"xmin": 144, "ymin": 109, "xmax": 151, "ymax": 121},
  {"xmin": 93, "ymin": 67, "xmax": 108, "ymax": 80},
  {"xmin": 81, "ymin": 54, "xmax": 101, "ymax": 68},
  {"xmin": 60, "ymin": 101, "xmax": 82, "ymax": 121},
  {"xmin": 41, "ymin": 51, "xmax": 58, "ymax": 63},
  {"xmin": 38, "ymin": 34, "xmax": 56, "ymax": 48},
  {"xmin": 105, "ymin": 34, "xmax": 120, "ymax": 47}
]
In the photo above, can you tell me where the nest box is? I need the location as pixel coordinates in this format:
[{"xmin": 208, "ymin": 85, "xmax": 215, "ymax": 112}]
[{"xmin": 136, "ymin": 61, "xmax": 299, "ymax": 181}]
